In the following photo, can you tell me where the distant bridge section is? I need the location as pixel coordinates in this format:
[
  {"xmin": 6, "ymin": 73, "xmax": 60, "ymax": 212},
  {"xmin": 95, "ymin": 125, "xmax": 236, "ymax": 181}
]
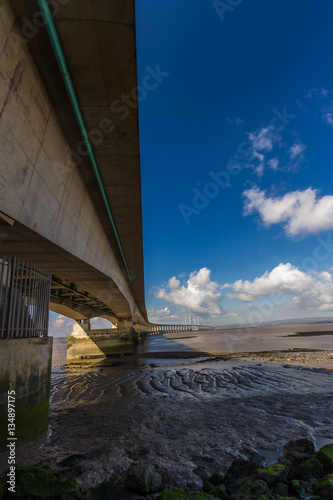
[{"xmin": 147, "ymin": 324, "xmax": 213, "ymax": 334}]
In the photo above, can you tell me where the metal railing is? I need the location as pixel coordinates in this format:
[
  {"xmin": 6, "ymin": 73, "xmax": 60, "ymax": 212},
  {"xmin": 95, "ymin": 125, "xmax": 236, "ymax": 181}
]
[{"xmin": 0, "ymin": 256, "xmax": 51, "ymax": 339}]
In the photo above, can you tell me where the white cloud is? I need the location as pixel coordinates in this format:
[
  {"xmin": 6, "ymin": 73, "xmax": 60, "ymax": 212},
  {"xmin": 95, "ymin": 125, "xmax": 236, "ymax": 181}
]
[
  {"xmin": 223, "ymin": 264, "xmax": 333, "ymax": 314},
  {"xmin": 268, "ymin": 157, "xmax": 279, "ymax": 171},
  {"xmin": 290, "ymin": 141, "xmax": 306, "ymax": 159},
  {"xmin": 155, "ymin": 267, "xmax": 224, "ymax": 318},
  {"xmin": 248, "ymin": 125, "xmax": 280, "ymax": 153},
  {"xmin": 147, "ymin": 306, "xmax": 179, "ymax": 324},
  {"xmin": 90, "ymin": 317, "xmax": 114, "ymax": 329},
  {"xmin": 287, "ymin": 271, "xmax": 333, "ymax": 312},
  {"xmin": 323, "ymin": 112, "xmax": 333, "ymax": 128},
  {"xmin": 48, "ymin": 314, "xmax": 74, "ymax": 337},
  {"xmin": 244, "ymin": 186, "xmax": 333, "ymax": 237},
  {"xmin": 223, "ymin": 263, "xmax": 313, "ymax": 302}
]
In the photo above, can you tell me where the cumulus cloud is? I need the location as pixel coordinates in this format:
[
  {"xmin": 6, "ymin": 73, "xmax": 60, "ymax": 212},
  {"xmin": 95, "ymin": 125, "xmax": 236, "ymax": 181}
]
[
  {"xmin": 288, "ymin": 271, "xmax": 333, "ymax": 312},
  {"xmin": 147, "ymin": 306, "xmax": 179, "ymax": 324},
  {"xmin": 90, "ymin": 317, "xmax": 114, "ymax": 329},
  {"xmin": 155, "ymin": 268, "xmax": 224, "ymax": 318},
  {"xmin": 223, "ymin": 263, "xmax": 313, "ymax": 302},
  {"xmin": 223, "ymin": 264, "xmax": 333, "ymax": 314},
  {"xmin": 243, "ymin": 186, "xmax": 333, "ymax": 237},
  {"xmin": 48, "ymin": 314, "xmax": 74, "ymax": 337}
]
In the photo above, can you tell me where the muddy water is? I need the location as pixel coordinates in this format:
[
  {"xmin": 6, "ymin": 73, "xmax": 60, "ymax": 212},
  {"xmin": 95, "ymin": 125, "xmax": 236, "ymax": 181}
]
[{"xmin": 1, "ymin": 326, "xmax": 333, "ymax": 492}]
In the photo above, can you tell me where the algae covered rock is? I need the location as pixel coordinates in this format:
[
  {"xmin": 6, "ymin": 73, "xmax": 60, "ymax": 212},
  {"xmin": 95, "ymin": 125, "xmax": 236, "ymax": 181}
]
[
  {"xmin": 86, "ymin": 481, "xmax": 144, "ymax": 499},
  {"xmin": 256, "ymin": 463, "xmax": 289, "ymax": 487},
  {"xmin": 317, "ymin": 444, "xmax": 333, "ymax": 473},
  {"xmin": 210, "ymin": 484, "xmax": 227, "ymax": 499},
  {"xmin": 159, "ymin": 489, "xmax": 219, "ymax": 499},
  {"xmin": 194, "ymin": 465, "xmax": 212, "ymax": 481},
  {"xmin": 202, "ymin": 481, "xmax": 214, "ymax": 492},
  {"xmin": 289, "ymin": 479, "xmax": 313, "ymax": 499},
  {"xmin": 291, "ymin": 457, "xmax": 324, "ymax": 481},
  {"xmin": 313, "ymin": 473, "xmax": 333, "ymax": 498},
  {"xmin": 8, "ymin": 466, "xmax": 78, "ymax": 499},
  {"xmin": 223, "ymin": 458, "xmax": 259, "ymax": 494},
  {"xmin": 279, "ymin": 439, "xmax": 316, "ymax": 468},
  {"xmin": 125, "ymin": 464, "xmax": 162, "ymax": 494},
  {"xmin": 209, "ymin": 470, "xmax": 225, "ymax": 487},
  {"xmin": 228, "ymin": 478, "xmax": 271, "ymax": 499},
  {"xmin": 273, "ymin": 481, "xmax": 289, "ymax": 497}
]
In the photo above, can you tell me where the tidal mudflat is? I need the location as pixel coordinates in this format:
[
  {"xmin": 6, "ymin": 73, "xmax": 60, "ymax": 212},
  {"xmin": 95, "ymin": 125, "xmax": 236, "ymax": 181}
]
[{"xmin": 1, "ymin": 324, "xmax": 332, "ymax": 494}]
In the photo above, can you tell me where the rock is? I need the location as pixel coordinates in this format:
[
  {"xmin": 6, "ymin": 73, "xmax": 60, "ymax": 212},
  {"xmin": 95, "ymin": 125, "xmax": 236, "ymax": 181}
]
[
  {"xmin": 317, "ymin": 444, "xmax": 333, "ymax": 473},
  {"xmin": 223, "ymin": 458, "xmax": 259, "ymax": 494},
  {"xmin": 255, "ymin": 463, "xmax": 289, "ymax": 487},
  {"xmin": 58, "ymin": 454, "xmax": 92, "ymax": 468},
  {"xmin": 194, "ymin": 466, "xmax": 212, "ymax": 481},
  {"xmin": 159, "ymin": 489, "xmax": 220, "ymax": 499},
  {"xmin": 273, "ymin": 481, "xmax": 289, "ymax": 497},
  {"xmin": 86, "ymin": 481, "xmax": 144, "ymax": 499},
  {"xmin": 242, "ymin": 449, "xmax": 267, "ymax": 467},
  {"xmin": 289, "ymin": 479, "xmax": 313, "ymax": 499},
  {"xmin": 228, "ymin": 478, "xmax": 271, "ymax": 499},
  {"xmin": 290, "ymin": 457, "xmax": 324, "ymax": 481},
  {"xmin": 313, "ymin": 473, "xmax": 333, "ymax": 498},
  {"xmin": 137, "ymin": 445, "xmax": 156, "ymax": 456},
  {"xmin": 124, "ymin": 464, "xmax": 162, "ymax": 495},
  {"xmin": 8, "ymin": 466, "xmax": 78, "ymax": 499},
  {"xmin": 202, "ymin": 481, "xmax": 214, "ymax": 492},
  {"xmin": 210, "ymin": 484, "xmax": 227, "ymax": 499},
  {"xmin": 209, "ymin": 470, "xmax": 225, "ymax": 487},
  {"xmin": 279, "ymin": 439, "xmax": 316, "ymax": 468}
]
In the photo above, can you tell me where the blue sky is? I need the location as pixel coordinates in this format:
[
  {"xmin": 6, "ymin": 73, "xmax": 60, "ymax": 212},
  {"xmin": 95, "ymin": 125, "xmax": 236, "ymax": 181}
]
[
  {"xmin": 133, "ymin": 0, "xmax": 333, "ymax": 326},
  {"xmin": 49, "ymin": 1, "xmax": 333, "ymax": 335}
]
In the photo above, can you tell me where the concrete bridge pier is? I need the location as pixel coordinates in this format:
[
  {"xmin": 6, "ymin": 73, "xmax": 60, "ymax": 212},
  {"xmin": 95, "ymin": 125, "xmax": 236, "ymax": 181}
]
[
  {"xmin": 117, "ymin": 318, "xmax": 135, "ymax": 335},
  {"xmin": 0, "ymin": 257, "xmax": 53, "ymax": 450},
  {"xmin": 67, "ymin": 318, "xmax": 146, "ymax": 360},
  {"xmin": 0, "ymin": 337, "xmax": 53, "ymax": 450}
]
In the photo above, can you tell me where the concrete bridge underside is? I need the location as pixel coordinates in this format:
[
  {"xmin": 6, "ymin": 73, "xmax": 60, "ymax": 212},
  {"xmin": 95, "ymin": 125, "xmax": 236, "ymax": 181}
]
[{"xmin": 0, "ymin": 0, "xmax": 148, "ymax": 326}]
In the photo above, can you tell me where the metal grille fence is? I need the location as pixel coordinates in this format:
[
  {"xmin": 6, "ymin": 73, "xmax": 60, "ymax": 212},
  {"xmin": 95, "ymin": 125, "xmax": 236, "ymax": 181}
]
[{"xmin": 0, "ymin": 255, "xmax": 51, "ymax": 339}]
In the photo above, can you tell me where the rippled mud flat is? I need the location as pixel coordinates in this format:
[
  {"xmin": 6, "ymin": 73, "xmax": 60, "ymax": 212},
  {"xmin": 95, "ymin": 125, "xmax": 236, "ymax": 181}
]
[{"xmin": 5, "ymin": 357, "xmax": 333, "ymax": 492}]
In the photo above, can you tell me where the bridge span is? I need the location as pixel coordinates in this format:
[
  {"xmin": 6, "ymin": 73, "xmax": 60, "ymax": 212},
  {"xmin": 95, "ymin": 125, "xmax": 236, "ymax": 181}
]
[{"xmin": 0, "ymin": 0, "xmax": 153, "ymax": 447}]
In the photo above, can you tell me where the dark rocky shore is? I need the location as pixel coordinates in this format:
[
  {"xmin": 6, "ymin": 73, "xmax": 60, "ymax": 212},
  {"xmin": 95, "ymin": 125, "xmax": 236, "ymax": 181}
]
[
  {"xmin": 0, "ymin": 439, "xmax": 332, "ymax": 499},
  {"xmin": 1, "ymin": 330, "xmax": 332, "ymax": 499}
]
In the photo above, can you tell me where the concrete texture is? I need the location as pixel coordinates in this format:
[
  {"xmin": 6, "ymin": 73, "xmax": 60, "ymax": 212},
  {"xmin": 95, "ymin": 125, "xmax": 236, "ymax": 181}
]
[
  {"xmin": 67, "ymin": 320, "xmax": 139, "ymax": 359},
  {"xmin": 0, "ymin": 337, "xmax": 53, "ymax": 449},
  {"xmin": 0, "ymin": 0, "xmax": 148, "ymax": 325}
]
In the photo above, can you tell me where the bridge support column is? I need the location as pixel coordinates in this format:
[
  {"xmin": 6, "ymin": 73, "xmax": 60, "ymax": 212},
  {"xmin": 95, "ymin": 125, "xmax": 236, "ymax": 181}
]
[
  {"xmin": 67, "ymin": 319, "xmax": 141, "ymax": 360},
  {"xmin": 0, "ymin": 337, "xmax": 53, "ymax": 450},
  {"xmin": 117, "ymin": 319, "xmax": 135, "ymax": 335}
]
